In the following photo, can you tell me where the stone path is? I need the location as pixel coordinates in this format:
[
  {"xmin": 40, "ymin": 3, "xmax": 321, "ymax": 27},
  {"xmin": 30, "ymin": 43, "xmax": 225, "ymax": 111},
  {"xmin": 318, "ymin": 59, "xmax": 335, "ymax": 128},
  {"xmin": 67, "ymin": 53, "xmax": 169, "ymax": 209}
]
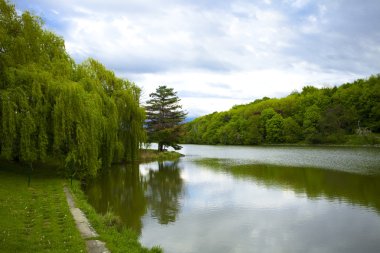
[{"xmin": 64, "ymin": 186, "xmax": 110, "ymax": 253}]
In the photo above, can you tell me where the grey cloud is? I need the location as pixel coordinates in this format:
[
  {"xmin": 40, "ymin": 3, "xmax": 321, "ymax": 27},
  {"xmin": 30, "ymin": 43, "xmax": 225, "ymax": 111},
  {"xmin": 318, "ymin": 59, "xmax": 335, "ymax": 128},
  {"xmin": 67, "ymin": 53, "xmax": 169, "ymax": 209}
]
[
  {"xmin": 279, "ymin": 0, "xmax": 380, "ymax": 75},
  {"xmin": 178, "ymin": 90, "xmax": 232, "ymax": 99},
  {"xmin": 178, "ymin": 90, "xmax": 255, "ymax": 103}
]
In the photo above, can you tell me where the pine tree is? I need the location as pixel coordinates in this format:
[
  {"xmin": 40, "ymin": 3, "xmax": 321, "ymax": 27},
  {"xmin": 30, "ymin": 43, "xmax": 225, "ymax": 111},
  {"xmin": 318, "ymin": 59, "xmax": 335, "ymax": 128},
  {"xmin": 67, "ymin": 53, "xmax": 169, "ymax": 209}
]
[{"xmin": 145, "ymin": 86, "xmax": 187, "ymax": 151}]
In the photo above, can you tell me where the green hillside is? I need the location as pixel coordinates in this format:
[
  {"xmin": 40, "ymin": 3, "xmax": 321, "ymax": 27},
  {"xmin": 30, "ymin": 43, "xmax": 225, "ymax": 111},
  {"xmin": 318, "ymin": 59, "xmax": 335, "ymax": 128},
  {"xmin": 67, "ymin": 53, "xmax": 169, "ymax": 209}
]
[{"xmin": 183, "ymin": 76, "xmax": 380, "ymax": 145}]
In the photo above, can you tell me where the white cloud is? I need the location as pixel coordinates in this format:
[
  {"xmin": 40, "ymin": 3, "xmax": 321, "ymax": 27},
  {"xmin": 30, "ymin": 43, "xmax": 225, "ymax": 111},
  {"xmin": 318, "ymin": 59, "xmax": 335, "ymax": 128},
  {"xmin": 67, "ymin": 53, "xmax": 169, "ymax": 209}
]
[{"xmin": 13, "ymin": 0, "xmax": 380, "ymax": 117}]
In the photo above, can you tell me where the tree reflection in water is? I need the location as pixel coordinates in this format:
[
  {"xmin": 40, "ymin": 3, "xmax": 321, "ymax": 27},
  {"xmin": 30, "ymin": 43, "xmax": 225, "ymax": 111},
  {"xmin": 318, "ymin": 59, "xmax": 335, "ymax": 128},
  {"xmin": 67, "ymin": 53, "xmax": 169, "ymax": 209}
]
[
  {"xmin": 84, "ymin": 160, "xmax": 184, "ymax": 235},
  {"xmin": 198, "ymin": 159, "xmax": 380, "ymax": 214},
  {"xmin": 144, "ymin": 161, "xmax": 184, "ymax": 224}
]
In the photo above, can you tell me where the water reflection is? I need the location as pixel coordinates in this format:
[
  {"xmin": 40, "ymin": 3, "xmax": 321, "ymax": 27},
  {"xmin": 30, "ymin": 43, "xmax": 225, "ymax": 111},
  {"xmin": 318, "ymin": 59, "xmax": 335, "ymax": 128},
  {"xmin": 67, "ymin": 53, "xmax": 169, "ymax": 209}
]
[
  {"xmin": 140, "ymin": 159, "xmax": 380, "ymax": 253},
  {"xmin": 198, "ymin": 159, "xmax": 380, "ymax": 213},
  {"xmin": 84, "ymin": 145, "xmax": 380, "ymax": 253},
  {"xmin": 144, "ymin": 161, "xmax": 184, "ymax": 224},
  {"xmin": 84, "ymin": 161, "xmax": 184, "ymax": 234}
]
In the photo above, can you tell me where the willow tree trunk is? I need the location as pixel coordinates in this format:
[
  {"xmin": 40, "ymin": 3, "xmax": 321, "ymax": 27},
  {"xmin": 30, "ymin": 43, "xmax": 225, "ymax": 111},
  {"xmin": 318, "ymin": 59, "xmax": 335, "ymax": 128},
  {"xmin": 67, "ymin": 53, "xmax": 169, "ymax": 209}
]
[
  {"xmin": 158, "ymin": 143, "xmax": 163, "ymax": 152},
  {"xmin": 28, "ymin": 163, "xmax": 33, "ymax": 187}
]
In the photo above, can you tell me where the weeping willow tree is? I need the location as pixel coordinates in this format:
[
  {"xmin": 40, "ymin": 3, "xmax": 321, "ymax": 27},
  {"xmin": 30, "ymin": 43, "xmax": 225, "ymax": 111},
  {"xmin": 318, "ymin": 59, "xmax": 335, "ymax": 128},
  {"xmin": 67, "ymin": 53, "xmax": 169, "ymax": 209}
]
[
  {"xmin": 76, "ymin": 58, "xmax": 146, "ymax": 163},
  {"xmin": 0, "ymin": 0, "xmax": 146, "ymax": 178}
]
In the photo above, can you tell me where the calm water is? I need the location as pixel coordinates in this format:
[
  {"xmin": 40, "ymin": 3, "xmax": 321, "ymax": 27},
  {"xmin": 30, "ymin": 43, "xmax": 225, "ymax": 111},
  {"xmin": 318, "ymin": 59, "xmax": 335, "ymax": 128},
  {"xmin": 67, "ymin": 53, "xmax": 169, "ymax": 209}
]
[{"xmin": 84, "ymin": 145, "xmax": 380, "ymax": 253}]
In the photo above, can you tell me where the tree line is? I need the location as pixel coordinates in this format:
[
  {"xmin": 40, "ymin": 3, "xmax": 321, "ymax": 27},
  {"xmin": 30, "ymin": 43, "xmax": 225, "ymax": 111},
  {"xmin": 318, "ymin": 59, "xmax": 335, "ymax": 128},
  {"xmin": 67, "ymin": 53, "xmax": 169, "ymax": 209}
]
[
  {"xmin": 0, "ymin": 0, "xmax": 145, "ymax": 178},
  {"xmin": 183, "ymin": 75, "xmax": 380, "ymax": 145},
  {"xmin": 2, "ymin": 0, "xmax": 379, "ymax": 180}
]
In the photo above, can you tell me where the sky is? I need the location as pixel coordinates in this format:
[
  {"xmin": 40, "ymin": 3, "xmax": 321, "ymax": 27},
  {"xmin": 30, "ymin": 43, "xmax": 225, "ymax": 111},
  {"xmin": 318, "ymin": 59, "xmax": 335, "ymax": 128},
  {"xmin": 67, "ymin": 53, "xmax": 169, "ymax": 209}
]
[{"xmin": 12, "ymin": 0, "xmax": 380, "ymax": 118}]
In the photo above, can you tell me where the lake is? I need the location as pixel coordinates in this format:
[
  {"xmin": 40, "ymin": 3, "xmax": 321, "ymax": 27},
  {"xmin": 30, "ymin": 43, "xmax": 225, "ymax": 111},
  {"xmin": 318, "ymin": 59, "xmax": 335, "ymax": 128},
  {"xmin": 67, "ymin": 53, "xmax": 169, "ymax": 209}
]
[{"xmin": 84, "ymin": 145, "xmax": 380, "ymax": 253}]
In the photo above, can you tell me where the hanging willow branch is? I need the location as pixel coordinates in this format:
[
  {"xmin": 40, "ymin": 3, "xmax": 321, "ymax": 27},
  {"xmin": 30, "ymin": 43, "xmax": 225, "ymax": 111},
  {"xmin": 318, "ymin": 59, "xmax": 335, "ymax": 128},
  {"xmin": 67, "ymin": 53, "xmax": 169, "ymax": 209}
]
[{"xmin": 0, "ymin": 0, "xmax": 146, "ymax": 177}]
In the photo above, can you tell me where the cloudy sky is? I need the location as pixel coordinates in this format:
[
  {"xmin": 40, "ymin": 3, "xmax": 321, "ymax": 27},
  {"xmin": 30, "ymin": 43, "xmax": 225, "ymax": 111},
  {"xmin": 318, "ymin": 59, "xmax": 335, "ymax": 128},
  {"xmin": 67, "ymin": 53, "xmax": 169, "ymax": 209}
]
[{"xmin": 13, "ymin": 0, "xmax": 380, "ymax": 118}]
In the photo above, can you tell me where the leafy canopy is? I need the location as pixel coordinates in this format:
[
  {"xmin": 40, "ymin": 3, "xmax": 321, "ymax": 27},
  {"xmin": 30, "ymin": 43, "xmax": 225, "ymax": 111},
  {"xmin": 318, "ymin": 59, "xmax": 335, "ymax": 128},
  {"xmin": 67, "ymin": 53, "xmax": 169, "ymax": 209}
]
[{"xmin": 183, "ymin": 75, "xmax": 380, "ymax": 145}]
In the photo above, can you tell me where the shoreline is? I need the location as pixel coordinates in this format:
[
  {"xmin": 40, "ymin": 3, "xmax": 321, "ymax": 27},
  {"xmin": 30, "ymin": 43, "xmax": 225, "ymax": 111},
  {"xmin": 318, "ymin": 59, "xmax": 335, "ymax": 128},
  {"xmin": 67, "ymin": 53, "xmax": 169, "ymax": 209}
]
[
  {"xmin": 180, "ymin": 143, "xmax": 380, "ymax": 148},
  {"xmin": 139, "ymin": 149, "xmax": 184, "ymax": 162}
]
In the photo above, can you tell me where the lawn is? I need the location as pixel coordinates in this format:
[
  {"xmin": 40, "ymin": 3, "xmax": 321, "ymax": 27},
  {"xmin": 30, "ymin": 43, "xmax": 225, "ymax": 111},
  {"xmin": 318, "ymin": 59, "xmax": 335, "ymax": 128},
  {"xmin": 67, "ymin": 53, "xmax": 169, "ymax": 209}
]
[{"xmin": 0, "ymin": 160, "xmax": 86, "ymax": 253}]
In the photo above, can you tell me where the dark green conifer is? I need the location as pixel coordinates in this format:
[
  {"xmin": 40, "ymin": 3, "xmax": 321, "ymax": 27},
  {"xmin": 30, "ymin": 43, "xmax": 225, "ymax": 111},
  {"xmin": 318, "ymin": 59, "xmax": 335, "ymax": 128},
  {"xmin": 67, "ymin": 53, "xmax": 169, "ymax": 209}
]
[{"xmin": 145, "ymin": 86, "xmax": 187, "ymax": 151}]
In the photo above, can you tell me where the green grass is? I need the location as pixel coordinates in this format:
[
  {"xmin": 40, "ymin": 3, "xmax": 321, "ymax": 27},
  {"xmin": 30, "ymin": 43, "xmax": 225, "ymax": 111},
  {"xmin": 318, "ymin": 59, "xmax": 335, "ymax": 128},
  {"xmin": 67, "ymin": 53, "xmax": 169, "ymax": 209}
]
[
  {"xmin": 69, "ymin": 181, "xmax": 162, "ymax": 253},
  {"xmin": 0, "ymin": 159, "xmax": 164, "ymax": 253},
  {"xmin": 0, "ymin": 160, "xmax": 86, "ymax": 253},
  {"xmin": 139, "ymin": 149, "xmax": 184, "ymax": 162}
]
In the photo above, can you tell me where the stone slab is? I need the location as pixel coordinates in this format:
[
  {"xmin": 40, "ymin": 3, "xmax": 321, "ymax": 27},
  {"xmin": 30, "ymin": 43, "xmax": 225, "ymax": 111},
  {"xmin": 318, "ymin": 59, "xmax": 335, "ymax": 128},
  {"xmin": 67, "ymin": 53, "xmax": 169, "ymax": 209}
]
[{"xmin": 64, "ymin": 186, "xmax": 110, "ymax": 253}]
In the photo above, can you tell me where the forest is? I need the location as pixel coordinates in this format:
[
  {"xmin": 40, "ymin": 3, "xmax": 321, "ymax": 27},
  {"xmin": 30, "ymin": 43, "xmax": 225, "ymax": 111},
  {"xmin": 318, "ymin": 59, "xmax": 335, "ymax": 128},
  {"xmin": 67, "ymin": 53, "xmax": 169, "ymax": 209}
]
[
  {"xmin": 183, "ymin": 75, "xmax": 380, "ymax": 145},
  {"xmin": 0, "ymin": 1, "xmax": 146, "ymax": 178}
]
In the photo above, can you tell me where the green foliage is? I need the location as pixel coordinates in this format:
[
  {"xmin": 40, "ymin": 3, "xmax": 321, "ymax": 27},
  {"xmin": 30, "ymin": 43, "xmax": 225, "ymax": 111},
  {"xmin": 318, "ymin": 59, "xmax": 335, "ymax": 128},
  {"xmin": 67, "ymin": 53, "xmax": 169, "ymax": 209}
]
[
  {"xmin": 303, "ymin": 104, "xmax": 321, "ymax": 143},
  {"xmin": 184, "ymin": 75, "xmax": 380, "ymax": 145},
  {"xmin": 283, "ymin": 117, "xmax": 302, "ymax": 143},
  {"xmin": 0, "ymin": 0, "xmax": 145, "ymax": 177},
  {"xmin": 266, "ymin": 113, "xmax": 284, "ymax": 143},
  {"xmin": 145, "ymin": 86, "xmax": 186, "ymax": 151}
]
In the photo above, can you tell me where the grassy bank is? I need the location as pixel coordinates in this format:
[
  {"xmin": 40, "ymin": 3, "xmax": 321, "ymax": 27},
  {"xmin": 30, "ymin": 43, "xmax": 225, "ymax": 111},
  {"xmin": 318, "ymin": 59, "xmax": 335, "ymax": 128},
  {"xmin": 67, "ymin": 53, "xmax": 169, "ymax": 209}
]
[
  {"xmin": 0, "ymin": 161, "xmax": 86, "ymax": 253},
  {"xmin": 0, "ymin": 160, "xmax": 162, "ymax": 253},
  {"xmin": 344, "ymin": 133, "xmax": 380, "ymax": 146},
  {"xmin": 288, "ymin": 133, "xmax": 380, "ymax": 146},
  {"xmin": 69, "ymin": 181, "xmax": 162, "ymax": 253},
  {"xmin": 139, "ymin": 149, "xmax": 184, "ymax": 162}
]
